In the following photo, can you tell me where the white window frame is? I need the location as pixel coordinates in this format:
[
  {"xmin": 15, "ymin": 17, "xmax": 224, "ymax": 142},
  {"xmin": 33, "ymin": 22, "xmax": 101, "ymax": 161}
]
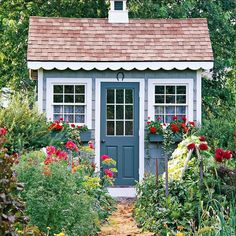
[
  {"xmin": 46, "ymin": 78, "xmax": 92, "ymax": 129},
  {"xmin": 148, "ymin": 79, "xmax": 194, "ymax": 122}
]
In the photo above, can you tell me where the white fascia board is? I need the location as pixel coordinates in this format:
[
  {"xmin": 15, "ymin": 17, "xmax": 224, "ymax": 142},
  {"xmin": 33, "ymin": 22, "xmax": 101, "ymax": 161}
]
[{"xmin": 28, "ymin": 61, "xmax": 214, "ymax": 71}]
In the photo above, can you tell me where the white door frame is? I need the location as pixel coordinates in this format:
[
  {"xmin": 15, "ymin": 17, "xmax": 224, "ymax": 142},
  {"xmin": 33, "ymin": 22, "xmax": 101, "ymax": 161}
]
[{"xmin": 95, "ymin": 78, "xmax": 145, "ymax": 182}]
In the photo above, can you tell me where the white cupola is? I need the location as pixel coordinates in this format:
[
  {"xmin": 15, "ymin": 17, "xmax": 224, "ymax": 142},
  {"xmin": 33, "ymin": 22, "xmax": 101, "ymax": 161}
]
[{"xmin": 108, "ymin": 0, "xmax": 129, "ymax": 23}]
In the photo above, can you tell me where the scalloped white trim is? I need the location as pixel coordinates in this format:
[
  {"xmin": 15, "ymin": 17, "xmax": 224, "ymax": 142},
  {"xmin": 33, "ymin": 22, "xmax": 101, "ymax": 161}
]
[{"xmin": 27, "ymin": 61, "xmax": 213, "ymax": 71}]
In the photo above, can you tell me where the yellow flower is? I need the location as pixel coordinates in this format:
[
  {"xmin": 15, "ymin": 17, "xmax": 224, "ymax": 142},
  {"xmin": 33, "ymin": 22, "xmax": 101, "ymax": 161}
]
[
  {"xmin": 176, "ymin": 232, "xmax": 184, "ymax": 236},
  {"xmin": 177, "ymin": 225, "xmax": 184, "ymax": 230},
  {"xmin": 54, "ymin": 233, "xmax": 65, "ymax": 236}
]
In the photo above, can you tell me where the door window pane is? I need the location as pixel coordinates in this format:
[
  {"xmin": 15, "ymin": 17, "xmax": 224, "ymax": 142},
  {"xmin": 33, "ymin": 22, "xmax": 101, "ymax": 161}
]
[
  {"xmin": 116, "ymin": 89, "xmax": 124, "ymax": 103},
  {"xmin": 116, "ymin": 121, "xmax": 124, "ymax": 135},
  {"xmin": 107, "ymin": 105, "xmax": 114, "ymax": 119},
  {"xmin": 125, "ymin": 89, "xmax": 133, "ymax": 103},
  {"xmin": 107, "ymin": 90, "xmax": 114, "ymax": 103},
  {"xmin": 107, "ymin": 121, "xmax": 114, "ymax": 135},
  {"xmin": 125, "ymin": 121, "xmax": 133, "ymax": 135},
  {"xmin": 116, "ymin": 105, "xmax": 124, "ymax": 119},
  {"xmin": 125, "ymin": 105, "xmax": 133, "ymax": 119}
]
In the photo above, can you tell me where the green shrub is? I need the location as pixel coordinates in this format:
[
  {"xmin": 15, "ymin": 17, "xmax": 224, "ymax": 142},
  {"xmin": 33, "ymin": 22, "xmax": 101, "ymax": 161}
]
[
  {"xmin": 0, "ymin": 93, "xmax": 50, "ymax": 153},
  {"xmin": 15, "ymin": 151, "xmax": 115, "ymax": 236}
]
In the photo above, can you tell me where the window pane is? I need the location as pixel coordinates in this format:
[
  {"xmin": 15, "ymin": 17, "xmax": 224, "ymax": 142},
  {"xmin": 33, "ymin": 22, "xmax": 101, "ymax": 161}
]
[
  {"xmin": 155, "ymin": 86, "xmax": 164, "ymax": 94},
  {"xmin": 75, "ymin": 95, "xmax": 85, "ymax": 103},
  {"xmin": 166, "ymin": 115, "xmax": 173, "ymax": 123},
  {"xmin": 107, "ymin": 105, "xmax": 114, "ymax": 119},
  {"xmin": 75, "ymin": 115, "xmax": 85, "ymax": 123},
  {"xmin": 116, "ymin": 121, "xmax": 124, "ymax": 135},
  {"xmin": 125, "ymin": 121, "xmax": 133, "ymax": 135},
  {"xmin": 75, "ymin": 85, "xmax": 85, "ymax": 93},
  {"xmin": 116, "ymin": 105, "xmax": 124, "ymax": 119},
  {"xmin": 115, "ymin": 1, "xmax": 123, "ymax": 10},
  {"xmin": 65, "ymin": 85, "xmax": 74, "ymax": 93},
  {"xmin": 64, "ymin": 114, "xmax": 74, "ymax": 123},
  {"xmin": 155, "ymin": 106, "xmax": 164, "ymax": 114},
  {"xmin": 64, "ymin": 95, "xmax": 74, "ymax": 103},
  {"xmin": 166, "ymin": 106, "xmax": 175, "ymax": 114},
  {"xmin": 125, "ymin": 89, "xmax": 133, "ymax": 103},
  {"xmin": 166, "ymin": 86, "xmax": 175, "ymax": 94},
  {"xmin": 54, "ymin": 95, "xmax": 63, "ymax": 103},
  {"xmin": 54, "ymin": 105, "xmax": 63, "ymax": 113},
  {"xmin": 53, "ymin": 114, "xmax": 61, "ymax": 121},
  {"xmin": 116, "ymin": 89, "xmax": 124, "ymax": 103},
  {"xmin": 155, "ymin": 95, "xmax": 164, "ymax": 103},
  {"xmin": 177, "ymin": 86, "xmax": 186, "ymax": 94},
  {"xmin": 177, "ymin": 95, "xmax": 186, "ymax": 104},
  {"xmin": 166, "ymin": 95, "xmax": 175, "ymax": 103},
  {"xmin": 54, "ymin": 85, "xmax": 63, "ymax": 93},
  {"xmin": 75, "ymin": 105, "xmax": 85, "ymax": 113},
  {"xmin": 155, "ymin": 115, "xmax": 164, "ymax": 123},
  {"xmin": 64, "ymin": 105, "xmax": 74, "ymax": 113},
  {"xmin": 125, "ymin": 105, "xmax": 133, "ymax": 119},
  {"xmin": 107, "ymin": 90, "xmax": 114, "ymax": 103},
  {"xmin": 176, "ymin": 106, "xmax": 186, "ymax": 114},
  {"xmin": 107, "ymin": 121, "xmax": 114, "ymax": 135}
]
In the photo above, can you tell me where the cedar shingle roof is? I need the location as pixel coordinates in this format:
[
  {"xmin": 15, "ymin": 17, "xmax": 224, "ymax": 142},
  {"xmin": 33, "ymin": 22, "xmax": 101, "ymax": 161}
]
[{"xmin": 27, "ymin": 16, "xmax": 213, "ymax": 62}]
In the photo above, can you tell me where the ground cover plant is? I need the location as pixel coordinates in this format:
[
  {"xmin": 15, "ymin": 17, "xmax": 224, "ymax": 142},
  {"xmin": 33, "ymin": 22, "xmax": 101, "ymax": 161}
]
[{"xmin": 134, "ymin": 136, "xmax": 235, "ymax": 235}]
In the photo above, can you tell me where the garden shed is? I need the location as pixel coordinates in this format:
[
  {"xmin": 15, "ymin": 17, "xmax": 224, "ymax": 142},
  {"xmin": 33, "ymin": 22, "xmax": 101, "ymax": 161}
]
[{"xmin": 27, "ymin": 0, "xmax": 213, "ymax": 197}]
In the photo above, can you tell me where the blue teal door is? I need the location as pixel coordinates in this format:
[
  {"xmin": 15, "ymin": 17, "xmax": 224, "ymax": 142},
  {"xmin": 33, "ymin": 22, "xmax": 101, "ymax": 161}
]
[{"xmin": 101, "ymin": 82, "xmax": 139, "ymax": 186}]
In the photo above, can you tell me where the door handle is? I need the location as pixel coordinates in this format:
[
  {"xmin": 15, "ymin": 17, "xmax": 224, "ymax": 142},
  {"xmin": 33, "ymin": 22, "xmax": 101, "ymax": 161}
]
[{"xmin": 101, "ymin": 139, "xmax": 106, "ymax": 143}]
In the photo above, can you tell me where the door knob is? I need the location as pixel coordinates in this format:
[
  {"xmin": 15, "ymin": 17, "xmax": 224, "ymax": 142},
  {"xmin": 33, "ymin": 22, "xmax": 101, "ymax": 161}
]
[{"xmin": 101, "ymin": 139, "xmax": 106, "ymax": 143}]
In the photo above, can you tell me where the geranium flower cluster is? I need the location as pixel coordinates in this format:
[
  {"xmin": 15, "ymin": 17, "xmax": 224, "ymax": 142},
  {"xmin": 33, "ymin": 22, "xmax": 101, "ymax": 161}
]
[
  {"xmin": 214, "ymin": 148, "xmax": 233, "ymax": 162},
  {"xmin": 65, "ymin": 140, "xmax": 79, "ymax": 152},
  {"xmin": 101, "ymin": 155, "xmax": 117, "ymax": 179},
  {"xmin": 146, "ymin": 116, "xmax": 195, "ymax": 135},
  {"xmin": 49, "ymin": 120, "xmax": 63, "ymax": 130},
  {"xmin": 0, "ymin": 127, "xmax": 7, "ymax": 136},
  {"xmin": 187, "ymin": 136, "xmax": 209, "ymax": 151},
  {"xmin": 44, "ymin": 146, "xmax": 68, "ymax": 165}
]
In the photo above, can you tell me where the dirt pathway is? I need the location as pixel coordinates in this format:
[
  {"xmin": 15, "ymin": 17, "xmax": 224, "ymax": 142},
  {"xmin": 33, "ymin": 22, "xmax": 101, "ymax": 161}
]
[{"xmin": 99, "ymin": 200, "xmax": 153, "ymax": 236}]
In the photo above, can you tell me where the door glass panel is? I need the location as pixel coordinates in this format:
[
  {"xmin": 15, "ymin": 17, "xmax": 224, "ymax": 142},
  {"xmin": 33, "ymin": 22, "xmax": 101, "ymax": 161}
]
[
  {"xmin": 106, "ymin": 88, "xmax": 134, "ymax": 136},
  {"xmin": 107, "ymin": 105, "xmax": 114, "ymax": 119},
  {"xmin": 116, "ymin": 105, "xmax": 124, "ymax": 119},
  {"xmin": 116, "ymin": 121, "xmax": 124, "ymax": 135},
  {"xmin": 116, "ymin": 89, "xmax": 124, "ymax": 104},
  {"xmin": 107, "ymin": 121, "xmax": 114, "ymax": 135}
]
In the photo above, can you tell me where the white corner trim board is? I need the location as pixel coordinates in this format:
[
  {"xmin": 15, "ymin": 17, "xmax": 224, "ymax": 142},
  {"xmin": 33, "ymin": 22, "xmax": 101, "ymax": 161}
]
[{"xmin": 28, "ymin": 61, "xmax": 214, "ymax": 71}]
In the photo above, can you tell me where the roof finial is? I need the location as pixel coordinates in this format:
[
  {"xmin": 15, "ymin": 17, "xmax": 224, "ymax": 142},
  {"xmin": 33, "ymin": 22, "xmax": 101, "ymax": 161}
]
[{"xmin": 108, "ymin": 0, "xmax": 129, "ymax": 23}]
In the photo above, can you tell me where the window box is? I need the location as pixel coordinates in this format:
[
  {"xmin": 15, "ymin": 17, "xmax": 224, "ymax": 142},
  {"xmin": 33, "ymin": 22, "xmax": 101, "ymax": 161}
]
[
  {"xmin": 148, "ymin": 134, "xmax": 182, "ymax": 143},
  {"xmin": 80, "ymin": 130, "xmax": 92, "ymax": 142}
]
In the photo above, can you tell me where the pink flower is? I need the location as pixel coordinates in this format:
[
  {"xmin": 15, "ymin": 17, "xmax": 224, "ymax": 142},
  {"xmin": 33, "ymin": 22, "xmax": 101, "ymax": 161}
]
[
  {"xmin": 101, "ymin": 155, "xmax": 109, "ymax": 161},
  {"xmin": 199, "ymin": 136, "xmax": 206, "ymax": 142},
  {"xmin": 187, "ymin": 143, "xmax": 195, "ymax": 150},
  {"xmin": 88, "ymin": 141, "xmax": 94, "ymax": 149},
  {"xmin": 56, "ymin": 150, "xmax": 68, "ymax": 160},
  {"xmin": 46, "ymin": 146, "xmax": 56, "ymax": 155},
  {"xmin": 199, "ymin": 143, "xmax": 208, "ymax": 151},
  {"xmin": 65, "ymin": 141, "xmax": 78, "ymax": 152},
  {"xmin": 104, "ymin": 169, "xmax": 113, "ymax": 178},
  {"xmin": 0, "ymin": 127, "xmax": 7, "ymax": 136}
]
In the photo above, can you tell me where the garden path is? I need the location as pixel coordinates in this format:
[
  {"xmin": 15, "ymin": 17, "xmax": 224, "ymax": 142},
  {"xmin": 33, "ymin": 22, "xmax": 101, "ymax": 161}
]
[{"xmin": 99, "ymin": 200, "xmax": 153, "ymax": 236}]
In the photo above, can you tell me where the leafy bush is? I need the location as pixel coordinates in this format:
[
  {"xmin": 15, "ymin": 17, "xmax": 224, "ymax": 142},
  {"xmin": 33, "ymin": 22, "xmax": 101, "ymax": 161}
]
[
  {"xmin": 134, "ymin": 136, "xmax": 235, "ymax": 235},
  {"xmin": 0, "ymin": 93, "xmax": 49, "ymax": 153},
  {"xmin": 15, "ymin": 150, "xmax": 115, "ymax": 236}
]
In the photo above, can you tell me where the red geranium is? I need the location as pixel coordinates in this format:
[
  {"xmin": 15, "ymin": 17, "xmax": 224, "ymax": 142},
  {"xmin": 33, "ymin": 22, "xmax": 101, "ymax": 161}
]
[
  {"xmin": 223, "ymin": 150, "xmax": 232, "ymax": 160},
  {"xmin": 104, "ymin": 169, "xmax": 113, "ymax": 178},
  {"xmin": 199, "ymin": 143, "xmax": 208, "ymax": 151},
  {"xmin": 215, "ymin": 153, "xmax": 223, "ymax": 162},
  {"xmin": 146, "ymin": 121, "xmax": 151, "ymax": 125},
  {"xmin": 170, "ymin": 123, "xmax": 179, "ymax": 133},
  {"xmin": 46, "ymin": 146, "xmax": 56, "ymax": 155},
  {"xmin": 172, "ymin": 115, "xmax": 178, "ymax": 120},
  {"xmin": 149, "ymin": 127, "xmax": 157, "ymax": 134},
  {"xmin": 199, "ymin": 136, "xmax": 206, "ymax": 142},
  {"xmin": 65, "ymin": 141, "xmax": 79, "ymax": 152},
  {"xmin": 182, "ymin": 116, "xmax": 187, "ymax": 123},
  {"xmin": 49, "ymin": 121, "xmax": 63, "ymax": 130},
  {"xmin": 215, "ymin": 148, "xmax": 224, "ymax": 156},
  {"xmin": 71, "ymin": 124, "xmax": 75, "ymax": 128},
  {"xmin": 189, "ymin": 121, "xmax": 195, "ymax": 127},
  {"xmin": 101, "ymin": 155, "xmax": 109, "ymax": 161},
  {"xmin": 187, "ymin": 143, "xmax": 195, "ymax": 150},
  {"xmin": 0, "ymin": 127, "xmax": 7, "ymax": 136},
  {"xmin": 56, "ymin": 150, "xmax": 68, "ymax": 160}
]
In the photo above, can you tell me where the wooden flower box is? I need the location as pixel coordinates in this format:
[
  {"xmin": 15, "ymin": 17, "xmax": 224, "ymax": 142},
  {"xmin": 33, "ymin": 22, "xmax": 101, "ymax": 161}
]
[{"xmin": 80, "ymin": 130, "xmax": 92, "ymax": 142}]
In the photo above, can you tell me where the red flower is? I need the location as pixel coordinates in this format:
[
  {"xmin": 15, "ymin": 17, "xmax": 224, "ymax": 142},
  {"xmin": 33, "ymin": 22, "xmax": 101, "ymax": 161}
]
[
  {"xmin": 46, "ymin": 146, "xmax": 56, "ymax": 155},
  {"xmin": 146, "ymin": 121, "xmax": 151, "ymax": 125},
  {"xmin": 172, "ymin": 115, "xmax": 178, "ymax": 120},
  {"xmin": 71, "ymin": 124, "xmax": 75, "ymax": 128},
  {"xmin": 56, "ymin": 150, "xmax": 68, "ymax": 160},
  {"xmin": 189, "ymin": 121, "xmax": 195, "ymax": 127},
  {"xmin": 199, "ymin": 143, "xmax": 208, "ymax": 151},
  {"xmin": 0, "ymin": 128, "xmax": 7, "ymax": 136},
  {"xmin": 65, "ymin": 141, "xmax": 79, "ymax": 152},
  {"xmin": 101, "ymin": 155, "xmax": 109, "ymax": 161},
  {"xmin": 214, "ymin": 153, "xmax": 223, "ymax": 162},
  {"xmin": 149, "ymin": 127, "xmax": 157, "ymax": 134},
  {"xmin": 44, "ymin": 157, "xmax": 53, "ymax": 165},
  {"xmin": 199, "ymin": 136, "xmax": 206, "ymax": 142},
  {"xmin": 223, "ymin": 150, "xmax": 232, "ymax": 160},
  {"xmin": 170, "ymin": 124, "xmax": 179, "ymax": 133},
  {"xmin": 104, "ymin": 169, "xmax": 113, "ymax": 178},
  {"xmin": 157, "ymin": 116, "xmax": 161, "ymax": 121},
  {"xmin": 215, "ymin": 148, "xmax": 224, "ymax": 156},
  {"xmin": 49, "ymin": 122, "xmax": 63, "ymax": 130},
  {"xmin": 77, "ymin": 126, "xmax": 82, "ymax": 129},
  {"xmin": 182, "ymin": 116, "xmax": 187, "ymax": 123},
  {"xmin": 187, "ymin": 143, "xmax": 195, "ymax": 150}
]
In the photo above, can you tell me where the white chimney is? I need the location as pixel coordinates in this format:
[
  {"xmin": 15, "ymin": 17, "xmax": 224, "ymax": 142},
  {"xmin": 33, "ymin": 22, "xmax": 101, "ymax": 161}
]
[{"xmin": 108, "ymin": 0, "xmax": 129, "ymax": 23}]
